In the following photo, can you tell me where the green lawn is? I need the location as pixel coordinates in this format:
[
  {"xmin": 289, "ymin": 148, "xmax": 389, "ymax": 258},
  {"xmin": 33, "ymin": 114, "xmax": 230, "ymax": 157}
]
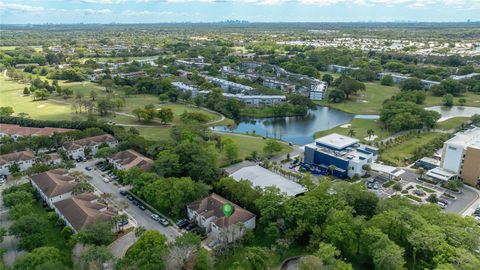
[
  {"xmin": 135, "ymin": 126, "xmax": 172, "ymax": 141},
  {"xmin": 316, "ymin": 82, "xmax": 400, "ymax": 115},
  {"xmin": 314, "ymin": 118, "xmax": 390, "ymax": 142},
  {"xmin": 218, "ymin": 133, "xmax": 292, "ymax": 166},
  {"xmin": 423, "ymin": 92, "xmax": 480, "ymax": 108},
  {"xmin": 436, "ymin": 117, "xmax": 470, "ymax": 130},
  {"xmin": 380, "ymin": 132, "xmax": 442, "ymax": 166},
  {"xmin": 58, "ymin": 81, "xmax": 106, "ymax": 99}
]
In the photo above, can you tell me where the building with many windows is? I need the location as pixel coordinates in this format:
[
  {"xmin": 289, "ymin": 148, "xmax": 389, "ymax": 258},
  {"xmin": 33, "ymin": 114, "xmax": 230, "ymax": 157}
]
[
  {"xmin": 222, "ymin": 93, "xmax": 286, "ymax": 106},
  {"xmin": 303, "ymin": 133, "xmax": 378, "ymax": 178}
]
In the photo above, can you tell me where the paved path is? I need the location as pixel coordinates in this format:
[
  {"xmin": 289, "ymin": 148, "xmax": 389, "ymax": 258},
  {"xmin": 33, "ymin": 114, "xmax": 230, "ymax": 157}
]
[{"xmin": 108, "ymin": 231, "xmax": 136, "ymax": 258}]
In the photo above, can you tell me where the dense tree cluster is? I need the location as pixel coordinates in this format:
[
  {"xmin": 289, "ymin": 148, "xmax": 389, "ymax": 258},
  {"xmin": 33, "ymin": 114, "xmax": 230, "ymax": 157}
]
[{"xmin": 380, "ymin": 101, "xmax": 440, "ymax": 132}]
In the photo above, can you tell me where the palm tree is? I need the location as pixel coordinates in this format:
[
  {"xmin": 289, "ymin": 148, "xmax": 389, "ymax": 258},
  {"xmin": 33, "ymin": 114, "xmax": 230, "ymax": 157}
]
[
  {"xmin": 328, "ymin": 165, "xmax": 336, "ymax": 176},
  {"xmin": 392, "ymin": 183, "xmax": 402, "ymax": 195},
  {"xmin": 348, "ymin": 129, "xmax": 356, "ymax": 137}
]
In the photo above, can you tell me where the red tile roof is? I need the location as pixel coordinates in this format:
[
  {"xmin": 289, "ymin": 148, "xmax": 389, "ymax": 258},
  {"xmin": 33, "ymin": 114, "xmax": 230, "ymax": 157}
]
[
  {"xmin": 0, "ymin": 124, "xmax": 74, "ymax": 137},
  {"xmin": 63, "ymin": 134, "xmax": 116, "ymax": 151},
  {"xmin": 0, "ymin": 150, "xmax": 35, "ymax": 166},
  {"xmin": 30, "ymin": 169, "xmax": 78, "ymax": 198},
  {"xmin": 110, "ymin": 149, "xmax": 153, "ymax": 171}
]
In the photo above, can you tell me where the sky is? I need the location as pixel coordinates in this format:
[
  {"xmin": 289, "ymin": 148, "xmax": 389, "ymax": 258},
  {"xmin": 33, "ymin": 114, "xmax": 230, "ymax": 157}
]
[{"xmin": 0, "ymin": 0, "xmax": 479, "ymax": 24}]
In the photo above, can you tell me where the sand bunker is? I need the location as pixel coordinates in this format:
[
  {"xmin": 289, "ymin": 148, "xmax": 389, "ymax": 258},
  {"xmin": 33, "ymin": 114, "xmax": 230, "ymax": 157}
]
[
  {"xmin": 364, "ymin": 135, "xmax": 378, "ymax": 141},
  {"xmin": 37, "ymin": 104, "xmax": 46, "ymax": 108},
  {"xmin": 340, "ymin": 124, "xmax": 351, "ymax": 128}
]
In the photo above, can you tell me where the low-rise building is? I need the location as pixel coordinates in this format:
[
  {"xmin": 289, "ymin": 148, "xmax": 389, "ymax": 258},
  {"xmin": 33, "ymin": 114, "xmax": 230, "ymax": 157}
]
[
  {"xmin": 63, "ymin": 134, "xmax": 117, "ymax": 160},
  {"xmin": 0, "ymin": 150, "xmax": 35, "ymax": 176},
  {"xmin": 303, "ymin": 133, "xmax": 378, "ymax": 178},
  {"xmin": 174, "ymin": 56, "xmax": 211, "ymax": 69},
  {"xmin": 172, "ymin": 82, "xmax": 201, "ymax": 97},
  {"xmin": 54, "ymin": 193, "xmax": 117, "ymax": 233},
  {"xmin": 309, "ymin": 81, "xmax": 328, "ymax": 101},
  {"xmin": 187, "ymin": 194, "xmax": 255, "ymax": 242},
  {"xmin": 231, "ymin": 165, "xmax": 307, "ymax": 196},
  {"xmin": 109, "ymin": 149, "xmax": 153, "ymax": 172},
  {"xmin": 451, "ymin": 73, "xmax": 480, "ymax": 81},
  {"xmin": 0, "ymin": 124, "xmax": 74, "ymax": 141},
  {"xmin": 30, "ymin": 168, "xmax": 78, "ymax": 208},
  {"xmin": 222, "ymin": 93, "xmax": 286, "ymax": 106},
  {"xmin": 377, "ymin": 72, "xmax": 440, "ymax": 89},
  {"xmin": 327, "ymin": 64, "xmax": 360, "ymax": 73},
  {"xmin": 204, "ymin": 76, "xmax": 254, "ymax": 94}
]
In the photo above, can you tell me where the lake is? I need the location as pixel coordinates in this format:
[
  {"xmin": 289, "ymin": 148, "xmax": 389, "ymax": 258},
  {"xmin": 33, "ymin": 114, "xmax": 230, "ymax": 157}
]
[
  {"xmin": 425, "ymin": 106, "xmax": 480, "ymax": 122},
  {"xmin": 211, "ymin": 106, "xmax": 379, "ymax": 145}
]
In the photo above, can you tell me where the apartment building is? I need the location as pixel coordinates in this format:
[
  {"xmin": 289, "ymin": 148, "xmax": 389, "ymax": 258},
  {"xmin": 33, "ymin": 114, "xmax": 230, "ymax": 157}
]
[
  {"xmin": 222, "ymin": 93, "xmax": 286, "ymax": 106},
  {"xmin": 204, "ymin": 76, "xmax": 254, "ymax": 94},
  {"xmin": 63, "ymin": 134, "xmax": 117, "ymax": 160},
  {"xmin": 109, "ymin": 149, "xmax": 153, "ymax": 172},
  {"xmin": 30, "ymin": 168, "xmax": 79, "ymax": 208},
  {"xmin": 0, "ymin": 151, "xmax": 35, "ymax": 176},
  {"xmin": 0, "ymin": 124, "xmax": 74, "ymax": 141}
]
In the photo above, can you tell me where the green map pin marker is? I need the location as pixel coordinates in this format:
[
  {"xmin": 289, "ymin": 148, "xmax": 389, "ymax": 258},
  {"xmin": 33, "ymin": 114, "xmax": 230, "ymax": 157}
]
[{"xmin": 222, "ymin": 203, "xmax": 234, "ymax": 218}]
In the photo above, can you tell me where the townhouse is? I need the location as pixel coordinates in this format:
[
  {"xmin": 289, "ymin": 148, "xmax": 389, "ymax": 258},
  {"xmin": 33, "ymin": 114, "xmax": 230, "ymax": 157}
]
[
  {"xmin": 187, "ymin": 194, "xmax": 255, "ymax": 242},
  {"xmin": 0, "ymin": 124, "xmax": 74, "ymax": 141},
  {"xmin": 0, "ymin": 151, "xmax": 35, "ymax": 176},
  {"xmin": 62, "ymin": 134, "xmax": 118, "ymax": 160},
  {"xmin": 109, "ymin": 149, "xmax": 154, "ymax": 172},
  {"xmin": 30, "ymin": 168, "xmax": 79, "ymax": 208}
]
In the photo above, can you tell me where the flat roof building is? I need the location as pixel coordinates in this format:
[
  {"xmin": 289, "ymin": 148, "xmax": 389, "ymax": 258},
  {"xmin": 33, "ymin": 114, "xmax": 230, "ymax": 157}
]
[
  {"xmin": 222, "ymin": 93, "xmax": 286, "ymax": 106},
  {"xmin": 230, "ymin": 165, "xmax": 307, "ymax": 196},
  {"xmin": 303, "ymin": 133, "xmax": 378, "ymax": 178}
]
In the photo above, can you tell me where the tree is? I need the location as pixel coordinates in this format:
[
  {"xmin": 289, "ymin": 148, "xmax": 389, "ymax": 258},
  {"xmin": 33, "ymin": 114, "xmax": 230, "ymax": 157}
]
[
  {"xmin": 427, "ymin": 193, "xmax": 438, "ymax": 203},
  {"xmin": 157, "ymin": 108, "xmax": 174, "ymax": 124},
  {"xmin": 443, "ymin": 94, "xmax": 454, "ymax": 107},
  {"xmin": 166, "ymin": 233, "xmax": 201, "ymax": 270},
  {"xmin": 367, "ymin": 129, "xmax": 375, "ymax": 140},
  {"xmin": 13, "ymin": 247, "xmax": 67, "ymax": 270},
  {"xmin": 244, "ymin": 246, "xmax": 270, "ymax": 270},
  {"xmin": 348, "ymin": 129, "xmax": 355, "ymax": 137},
  {"xmin": 9, "ymin": 215, "xmax": 48, "ymax": 251},
  {"xmin": 436, "ymin": 79, "xmax": 467, "ymax": 96},
  {"xmin": 458, "ymin": 98, "xmax": 466, "ymax": 106},
  {"xmin": 328, "ymin": 89, "xmax": 346, "ymax": 103},
  {"xmin": 471, "ymin": 114, "xmax": 480, "ymax": 125},
  {"xmin": 299, "ymin": 255, "xmax": 324, "ymax": 270},
  {"xmin": 75, "ymin": 222, "xmax": 115, "ymax": 246},
  {"xmin": 263, "ymin": 139, "xmax": 282, "ymax": 157},
  {"xmin": 119, "ymin": 231, "xmax": 168, "ymax": 270},
  {"xmin": 0, "ymin": 106, "xmax": 14, "ymax": 116},
  {"xmin": 23, "ymin": 87, "xmax": 31, "ymax": 96},
  {"xmin": 154, "ymin": 150, "xmax": 182, "ymax": 177},
  {"xmin": 72, "ymin": 181, "xmax": 95, "ymax": 195},
  {"xmin": 400, "ymin": 78, "xmax": 424, "ymax": 91},
  {"xmin": 380, "ymin": 74, "xmax": 394, "ymax": 86},
  {"xmin": 77, "ymin": 245, "xmax": 113, "ymax": 270},
  {"xmin": 90, "ymin": 90, "xmax": 98, "ymax": 101},
  {"xmin": 322, "ymin": 74, "xmax": 334, "ymax": 85},
  {"xmin": 193, "ymin": 249, "xmax": 211, "ymax": 270},
  {"xmin": 2, "ymin": 190, "xmax": 34, "ymax": 207},
  {"xmin": 223, "ymin": 138, "xmax": 240, "ymax": 163},
  {"xmin": 392, "ymin": 183, "xmax": 402, "ymax": 194},
  {"xmin": 33, "ymin": 89, "xmax": 49, "ymax": 100},
  {"xmin": 417, "ymin": 167, "xmax": 426, "ymax": 179}
]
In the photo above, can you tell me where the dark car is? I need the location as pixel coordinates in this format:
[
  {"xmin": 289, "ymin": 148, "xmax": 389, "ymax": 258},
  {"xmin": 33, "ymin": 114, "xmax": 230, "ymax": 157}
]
[
  {"xmin": 85, "ymin": 167, "xmax": 92, "ymax": 171},
  {"xmin": 126, "ymin": 195, "xmax": 134, "ymax": 201},
  {"xmin": 132, "ymin": 200, "xmax": 139, "ymax": 206},
  {"xmin": 367, "ymin": 182, "xmax": 374, "ymax": 189},
  {"xmin": 138, "ymin": 204, "xmax": 146, "ymax": 211},
  {"xmin": 176, "ymin": 219, "xmax": 189, "ymax": 229},
  {"xmin": 185, "ymin": 223, "xmax": 196, "ymax": 231},
  {"xmin": 119, "ymin": 190, "xmax": 127, "ymax": 196},
  {"xmin": 118, "ymin": 219, "xmax": 129, "ymax": 226},
  {"xmin": 159, "ymin": 218, "xmax": 169, "ymax": 227}
]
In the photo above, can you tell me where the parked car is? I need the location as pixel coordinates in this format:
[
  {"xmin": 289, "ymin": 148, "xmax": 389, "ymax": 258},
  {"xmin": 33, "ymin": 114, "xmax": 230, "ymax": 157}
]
[
  {"xmin": 103, "ymin": 178, "xmax": 110, "ymax": 183},
  {"xmin": 118, "ymin": 219, "xmax": 129, "ymax": 226},
  {"xmin": 367, "ymin": 182, "xmax": 374, "ymax": 189},
  {"xmin": 85, "ymin": 167, "xmax": 92, "ymax": 171},
  {"xmin": 126, "ymin": 195, "xmax": 134, "ymax": 201},
  {"xmin": 414, "ymin": 189, "xmax": 426, "ymax": 196},
  {"xmin": 138, "ymin": 204, "xmax": 146, "ymax": 211},
  {"xmin": 373, "ymin": 183, "xmax": 380, "ymax": 190},
  {"xmin": 185, "ymin": 223, "xmax": 196, "ymax": 231},
  {"xmin": 176, "ymin": 219, "xmax": 189, "ymax": 229},
  {"xmin": 207, "ymin": 240, "xmax": 218, "ymax": 248},
  {"xmin": 437, "ymin": 201, "xmax": 447, "ymax": 209},
  {"xmin": 159, "ymin": 218, "xmax": 169, "ymax": 227},
  {"xmin": 151, "ymin": 214, "xmax": 160, "ymax": 221},
  {"xmin": 132, "ymin": 200, "xmax": 139, "ymax": 206},
  {"xmin": 119, "ymin": 190, "xmax": 127, "ymax": 196},
  {"xmin": 0, "ymin": 179, "xmax": 5, "ymax": 185}
]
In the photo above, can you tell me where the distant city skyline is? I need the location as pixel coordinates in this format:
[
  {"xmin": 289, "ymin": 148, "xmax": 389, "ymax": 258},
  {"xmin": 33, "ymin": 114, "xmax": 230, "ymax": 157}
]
[{"xmin": 0, "ymin": 0, "xmax": 479, "ymax": 24}]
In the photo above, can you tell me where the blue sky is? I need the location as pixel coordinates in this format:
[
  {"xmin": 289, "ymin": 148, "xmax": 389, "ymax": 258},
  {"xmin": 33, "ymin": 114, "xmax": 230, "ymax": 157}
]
[{"xmin": 0, "ymin": 0, "xmax": 479, "ymax": 24}]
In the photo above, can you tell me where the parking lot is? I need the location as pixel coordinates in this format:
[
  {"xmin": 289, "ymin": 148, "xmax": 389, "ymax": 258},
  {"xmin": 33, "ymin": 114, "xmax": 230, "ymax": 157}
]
[{"xmin": 74, "ymin": 159, "xmax": 182, "ymax": 241}]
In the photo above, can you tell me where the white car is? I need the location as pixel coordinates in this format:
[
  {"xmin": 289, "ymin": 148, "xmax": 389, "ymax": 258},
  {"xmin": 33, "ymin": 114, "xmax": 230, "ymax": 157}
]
[
  {"xmin": 151, "ymin": 214, "xmax": 160, "ymax": 221},
  {"xmin": 103, "ymin": 177, "xmax": 110, "ymax": 183}
]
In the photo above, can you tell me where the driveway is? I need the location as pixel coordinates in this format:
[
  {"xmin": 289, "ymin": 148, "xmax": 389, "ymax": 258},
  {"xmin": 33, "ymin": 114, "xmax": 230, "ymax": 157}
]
[{"xmin": 73, "ymin": 160, "xmax": 181, "ymax": 242}]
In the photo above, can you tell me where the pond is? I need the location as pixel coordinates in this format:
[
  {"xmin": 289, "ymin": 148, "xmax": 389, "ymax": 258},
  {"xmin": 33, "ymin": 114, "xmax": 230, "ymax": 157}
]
[
  {"xmin": 211, "ymin": 106, "xmax": 379, "ymax": 145},
  {"xmin": 425, "ymin": 106, "xmax": 480, "ymax": 121}
]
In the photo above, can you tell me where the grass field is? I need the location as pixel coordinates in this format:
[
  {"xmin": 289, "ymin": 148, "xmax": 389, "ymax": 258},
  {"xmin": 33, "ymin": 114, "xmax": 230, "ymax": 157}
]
[
  {"xmin": 314, "ymin": 118, "xmax": 390, "ymax": 142},
  {"xmin": 423, "ymin": 92, "xmax": 480, "ymax": 108},
  {"xmin": 436, "ymin": 117, "xmax": 470, "ymax": 130},
  {"xmin": 135, "ymin": 126, "xmax": 172, "ymax": 141},
  {"xmin": 316, "ymin": 82, "xmax": 400, "ymax": 115},
  {"xmin": 380, "ymin": 132, "xmax": 442, "ymax": 166},
  {"xmin": 218, "ymin": 133, "xmax": 292, "ymax": 166}
]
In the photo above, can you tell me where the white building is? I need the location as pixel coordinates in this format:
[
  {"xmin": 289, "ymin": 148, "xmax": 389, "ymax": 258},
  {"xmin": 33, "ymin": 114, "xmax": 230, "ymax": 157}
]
[
  {"xmin": 204, "ymin": 76, "xmax": 254, "ymax": 94},
  {"xmin": 327, "ymin": 64, "xmax": 360, "ymax": 73},
  {"xmin": 222, "ymin": 93, "xmax": 286, "ymax": 106},
  {"xmin": 0, "ymin": 124, "xmax": 74, "ymax": 141},
  {"xmin": 174, "ymin": 56, "xmax": 211, "ymax": 69},
  {"xmin": 187, "ymin": 194, "xmax": 255, "ymax": 242},
  {"xmin": 451, "ymin": 73, "xmax": 480, "ymax": 81},
  {"xmin": 231, "ymin": 165, "xmax": 307, "ymax": 196},
  {"xmin": 0, "ymin": 151, "xmax": 35, "ymax": 176},
  {"xmin": 172, "ymin": 82, "xmax": 201, "ymax": 97},
  {"xmin": 109, "ymin": 149, "xmax": 154, "ymax": 172},
  {"xmin": 309, "ymin": 81, "xmax": 328, "ymax": 101},
  {"xmin": 63, "ymin": 134, "xmax": 117, "ymax": 160},
  {"xmin": 30, "ymin": 168, "xmax": 78, "ymax": 208}
]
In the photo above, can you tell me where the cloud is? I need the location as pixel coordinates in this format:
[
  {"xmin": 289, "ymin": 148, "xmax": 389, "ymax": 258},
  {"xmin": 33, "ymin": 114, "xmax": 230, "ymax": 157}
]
[
  {"xmin": 80, "ymin": 0, "xmax": 126, "ymax": 3},
  {"xmin": 0, "ymin": 2, "xmax": 45, "ymax": 12}
]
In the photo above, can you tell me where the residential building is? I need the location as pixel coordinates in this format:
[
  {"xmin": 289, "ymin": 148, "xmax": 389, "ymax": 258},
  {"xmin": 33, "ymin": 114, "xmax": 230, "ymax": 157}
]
[
  {"xmin": 377, "ymin": 72, "xmax": 440, "ymax": 89},
  {"xmin": 109, "ymin": 149, "xmax": 153, "ymax": 172},
  {"xmin": 303, "ymin": 133, "xmax": 378, "ymax": 178},
  {"xmin": 54, "ymin": 193, "xmax": 117, "ymax": 233},
  {"xmin": 204, "ymin": 76, "xmax": 254, "ymax": 94},
  {"xmin": 0, "ymin": 151, "xmax": 35, "ymax": 176},
  {"xmin": 187, "ymin": 194, "xmax": 255, "ymax": 242},
  {"xmin": 309, "ymin": 81, "xmax": 328, "ymax": 101},
  {"xmin": 451, "ymin": 73, "xmax": 480, "ymax": 81},
  {"xmin": 230, "ymin": 165, "xmax": 307, "ymax": 196},
  {"xmin": 115, "ymin": 71, "xmax": 147, "ymax": 79},
  {"xmin": 262, "ymin": 78, "xmax": 295, "ymax": 92},
  {"xmin": 63, "ymin": 134, "xmax": 117, "ymax": 160},
  {"xmin": 433, "ymin": 127, "xmax": 480, "ymax": 186},
  {"xmin": 172, "ymin": 82, "xmax": 201, "ymax": 97},
  {"xmin": 30, "ymin": 168, "xmax": 78, "ymax": 208},
  {"xmin": 222, "ymin": 93, "xmax": 286, "ymax": 106},
  {"xmin": 174, "ymin": 56, "xmax": 211, "ymax": 69},
  {"xmin": 327, "ymin": 64, "xmax": 360, "ymax": 73},
  {"xmin": 0, "ymin": 124, "xmax": 74, "ymax": 141},
  {"xmin": 15, "ymin": 63, "xmax": 39, "ymax": 69}
]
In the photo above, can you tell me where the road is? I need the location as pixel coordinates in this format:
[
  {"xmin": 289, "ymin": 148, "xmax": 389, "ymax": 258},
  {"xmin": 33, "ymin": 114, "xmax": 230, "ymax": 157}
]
[{"xmin": 73, "ymin": 160, "xmax": 181, "ymax": 242}]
